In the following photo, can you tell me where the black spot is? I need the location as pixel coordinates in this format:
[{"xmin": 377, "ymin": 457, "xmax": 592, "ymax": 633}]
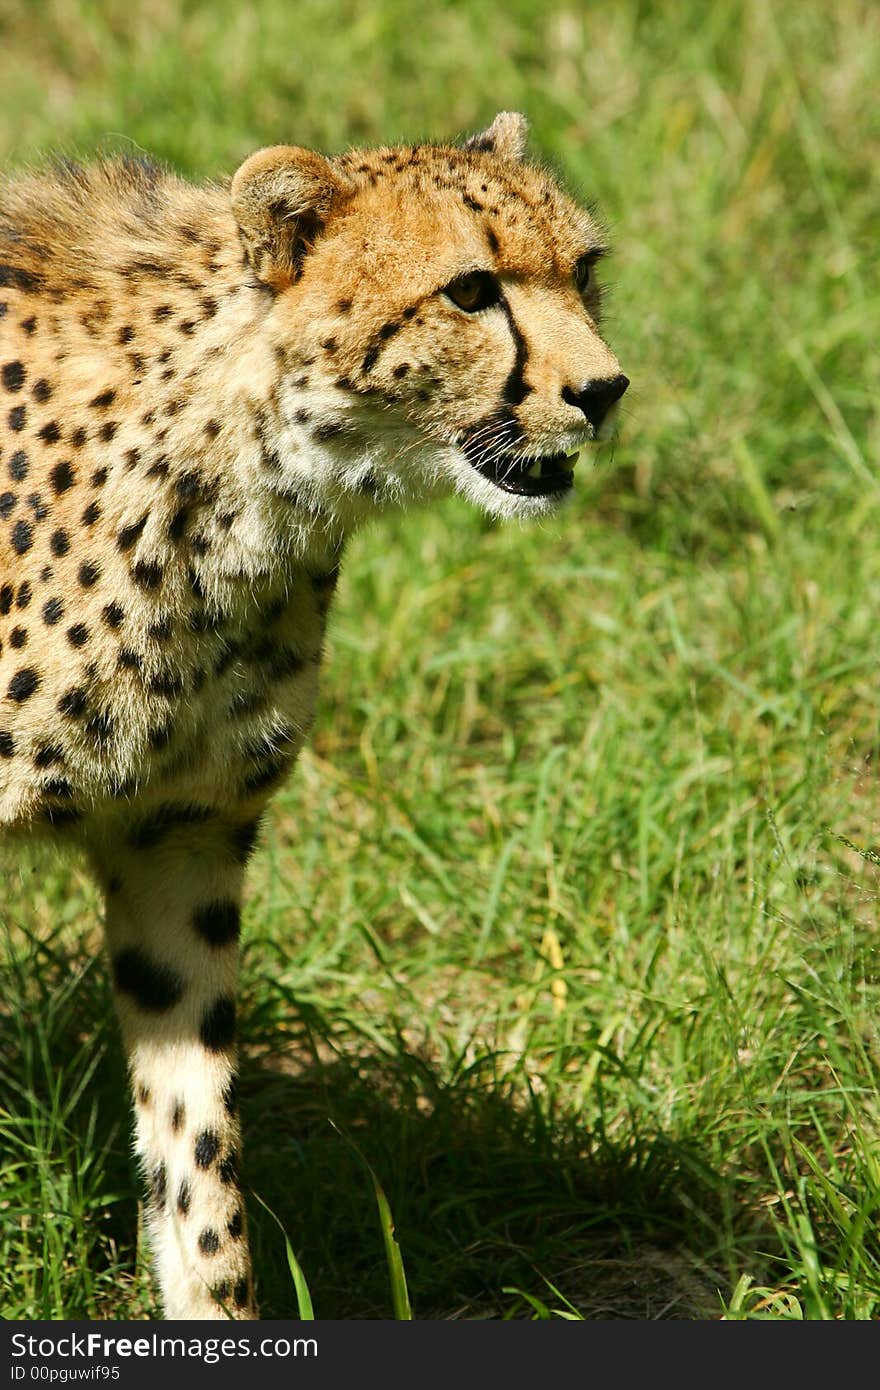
[
  {"xmin": 168, "ymin": 506, "xmax": 189, "ymax": 541},
  {"xmin": 0, "ymin": 731, "xmax": 14, "ymax": 757},
  {"xmin": 221, "ymin": 1078, "xmax": 238, "ymax": 1116},
  {"xmin": 0, "ymin": 581, "xmax": 13, "ymax": 613},
  {"xmin": 118, "ymin": 325, "xmax": 134, "ymax": 345},
  {"xmin": 67, "ymin": 623, "xmax": 89, "ymax": 648},
  {"xmin": 241, "ymin": 755, "xmax": 289, "ymax": 795},
  {"xmin": 26, "ymin": 492, "xmax": 47, "ymax": 520},
  {"xmin": 392, "ymin": 362, "xmax": 410, "ymax": 379},
  {"xmin": 42, "ymin": 597, "xmax": 64, "ymax": 624},
  {"xmin": 32, "ymin": 379, "xmax": 52, "ymax": 403},
  {"xmin": 91, "ymin": 466, "xmax": 107, "ymax": 486},
  {"xmin": 38, "ymin": 421, "xmax": 61, "ymax": 445},
  {"xmin": 21, "ymin": 315, "xmax": 37, "ymax": 335},
  {"xmin": 151, "ymin": 1161, "xmax": 167, "ymax": 1208},
  {"xmin": 16, "ymin": 580, "xmax": 31, "ymax": 608},
  {"xmin": 378, "ymin": 320, "xmax": 400, "ymax": 341},
  {"xmin": 0, "ymin": 492, "xmax": 15, "ymax": 519},
  {"xmin": 132, "ymin": 559, "xmax": 163, "ymax": 590},
  {"xmin": 194, "ymin": 1129, "xmax": 220, "ymax": 1169},
  {"xmin": 58, "ymin": 687, "xmax": 88, "ymax": 717},
  {"xmin": 230, "ymin": 817, "xmax": 261, "ymax": 864},
  {"xmin": 233, "ymin": 1278, "xmax": 249, "ymax": 1309},
  {"xmin": 70, "ymin": 426, "xmax": 88, "ymax": 448},
  {"xmin": 11, "ymin": 519, "xmax": 33, "ymax": 553},
  {"xmin": 148, "ymin": 721, "xmax": 172, "ymax": 750},
  {"xmin": 200, "ymin": 996, "xmax": 236, "ymax": 1052},
  {"xmin": 313, "ymin": 422, "xmax": 345, "ymax": 443},
  {"xmin": 50, "ymin": 528, "xmax": 70, "ymax": 556},
  {"xmin": 10, "ymin": 626, "xmax": 27, "ymax": 649},
  {"xmin": 125, "ymin": 448, "xmax": 141, "ymax": 470},
  {"xmin": 148, "ymin": 616, "xmax": 172, "ymax": 641},
  {"xmin": 336, "ymin": 298, "xmax": 352, "ymax": 313},
  {"xmin": 85, "ymin": 710, "xmax": 114, "ymax": 745},
  {"xmin": 7, "ymin": 668, "xmax": 39, "ymax": 702},
  {"xmin": 34, "ymin": 742, "xmax": 63, "ymax": 768},
  {"xmin": 198, "ymin": 1229, "xmax": 220, "ymax": 1256},
  {"xmin": 8, "ymin": 405, "xmax": 26, "ymax": 431},
  {"xmin": 147, "ymin": 670, "xmax": 182, "ymax": 698},
  {"xmin": 9, "ymin": 450, "xmax": 28, "ymax": 480},
  {"xmin": 204, "ymin": 419, "xmax": 221, "ymax": 439},
  {"xmin": 321, "ymin": 336, "xmax": 337, "ymax": 352},
  {"xmin": 102, "ymin": 601, "xmax": 125, "ymax": 629},
  {"xmin": 90, "ymin": 388, "xmax": 116, "ymax": 409},
  {"xmin": 128, "ymin": 803, "xmax": 213, "ymax": 850},
  {"xmin": 267, "ymin": 646, "xmax": 306, "ymax": 681},
  {"xmin": 2, "ymin": 361, "xmax": 25, "ymax": 392},
  {"xmin": 177, "ymin": 1180, "xmax": 191, "ymax": 1216},
  {"xmin": 117, "ymin": 515, "xmax": 147, "ymax": 551},
  {"xmin": 81, "ymin": 501, "xmax": 100, "ymax": 525},
  {"xmin": 50, "ymin": 461, "xmax": 75, "ymax": 494},
  {"xmin": 171, "ymin": 1100, "xmax": 185, "ymax": 1133},
  {"xmin": 362, "ymin": 344, "xmax": 380, "ymax": 374},
  {"xmin": 153, "ymin": 304, "xmax": 172, "ymax": 321},
  {"xmin": 227, "ymin": 1209, "xmax": 243, "ymax": 1239},
  {"xmin": 218, "ymin": 1153, "xmax": 238, "ymax": 1186},
  {"xmin": 99, "ymin": 421, "xmax": 118, "ymax": 443},
  {"xmin": 486, "ymin": 224, "xmax": 500, "ymax": 254},
  {"xmin": 117, "ymin": 647, "xmax": 141, "ymax": 671},
  {"xmin": 178, "ymin": 320, "xmax": 196, "ymax": 336},
  {"xmin": 112, "ymin": 946, "xmax": 184, "ymax": 1011},
  {"xmin": 43, "ymin": 778, "xmax": 75, "ymax": 802},
  {"xmin": 192, "ymin": 900, "xmax": 241, "ymax": 948},
  {"xmin": 78, "ymin": 561, "xmax": 101, "ymax": 588}
]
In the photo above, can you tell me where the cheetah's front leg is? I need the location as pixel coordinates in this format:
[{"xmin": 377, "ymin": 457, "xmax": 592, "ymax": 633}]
[{"xmin": 90, "ymin": 827, "xmax": 256, "ymax": 1320}]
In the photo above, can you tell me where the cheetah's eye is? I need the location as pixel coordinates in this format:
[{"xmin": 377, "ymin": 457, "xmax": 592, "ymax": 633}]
[
  {"xmin": 444, "ymin": 271, "xmax": 501, "ymax": 313},
  {"xmin": 574, "ymin": 252, "xmax": 602, "ymax": 294}
]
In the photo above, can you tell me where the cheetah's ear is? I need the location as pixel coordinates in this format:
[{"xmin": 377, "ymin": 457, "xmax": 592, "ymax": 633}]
[
  {"xmin": 231, "ymin": 146, "xmax": 353, "ymax": 289},
  {"xmin": 462, "ymin": 112, "xmax": 529, "ymax": 161}
]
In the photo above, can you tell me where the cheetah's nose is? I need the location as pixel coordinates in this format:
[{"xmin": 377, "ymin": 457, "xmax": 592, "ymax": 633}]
[{"xmin": 561, "ymin": 374, "xmax": 629, "ymax": 431}]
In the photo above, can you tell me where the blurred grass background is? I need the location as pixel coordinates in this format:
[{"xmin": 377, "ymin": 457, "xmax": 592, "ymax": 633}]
[{"xmin": 1, "ymin": 0, "xmax": 878, "ymax": 1319}]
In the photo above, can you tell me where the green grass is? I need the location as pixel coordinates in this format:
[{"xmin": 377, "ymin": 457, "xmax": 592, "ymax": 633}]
[{"xmin": 1, "ymin": 0, "xmax": 879, "ymax": 1320}]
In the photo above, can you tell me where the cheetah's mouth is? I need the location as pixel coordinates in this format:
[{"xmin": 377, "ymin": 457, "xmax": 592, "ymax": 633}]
[{"xmin": 466, "ymin": 449, "xmax": 579, "ymax": 497}]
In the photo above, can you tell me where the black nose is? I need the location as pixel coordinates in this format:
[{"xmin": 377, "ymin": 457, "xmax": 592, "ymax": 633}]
[{"xmin": 562, "ymin": 373, "xmax": 629, "ymax": 430}]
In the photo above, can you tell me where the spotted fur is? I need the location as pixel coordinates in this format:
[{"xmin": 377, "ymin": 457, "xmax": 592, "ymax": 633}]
[{"xmin": 0, "ymin": 112, "xmax": 627, "ymax": 1319}]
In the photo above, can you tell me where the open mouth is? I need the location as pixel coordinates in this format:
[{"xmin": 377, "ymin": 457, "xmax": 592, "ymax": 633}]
[{"xmin": 468, "ymin": 449, "xmax": 580, "ymax": 496}]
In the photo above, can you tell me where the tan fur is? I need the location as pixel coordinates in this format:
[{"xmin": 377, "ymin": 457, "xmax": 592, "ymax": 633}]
[{"xmin": 0, "ymin": 115, "xmax": 626, "ymax": 1318}]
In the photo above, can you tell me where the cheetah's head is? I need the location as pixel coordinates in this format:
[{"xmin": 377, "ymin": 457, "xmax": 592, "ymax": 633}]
[{"xmin": 231, "ymin": 113, "xmax": 628, "ymax": 524}]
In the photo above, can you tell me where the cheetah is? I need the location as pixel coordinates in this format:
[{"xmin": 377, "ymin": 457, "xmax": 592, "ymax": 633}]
[{"xmin": 0, "ymin": 112, "xmax": 628, "ymax": 1319}]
